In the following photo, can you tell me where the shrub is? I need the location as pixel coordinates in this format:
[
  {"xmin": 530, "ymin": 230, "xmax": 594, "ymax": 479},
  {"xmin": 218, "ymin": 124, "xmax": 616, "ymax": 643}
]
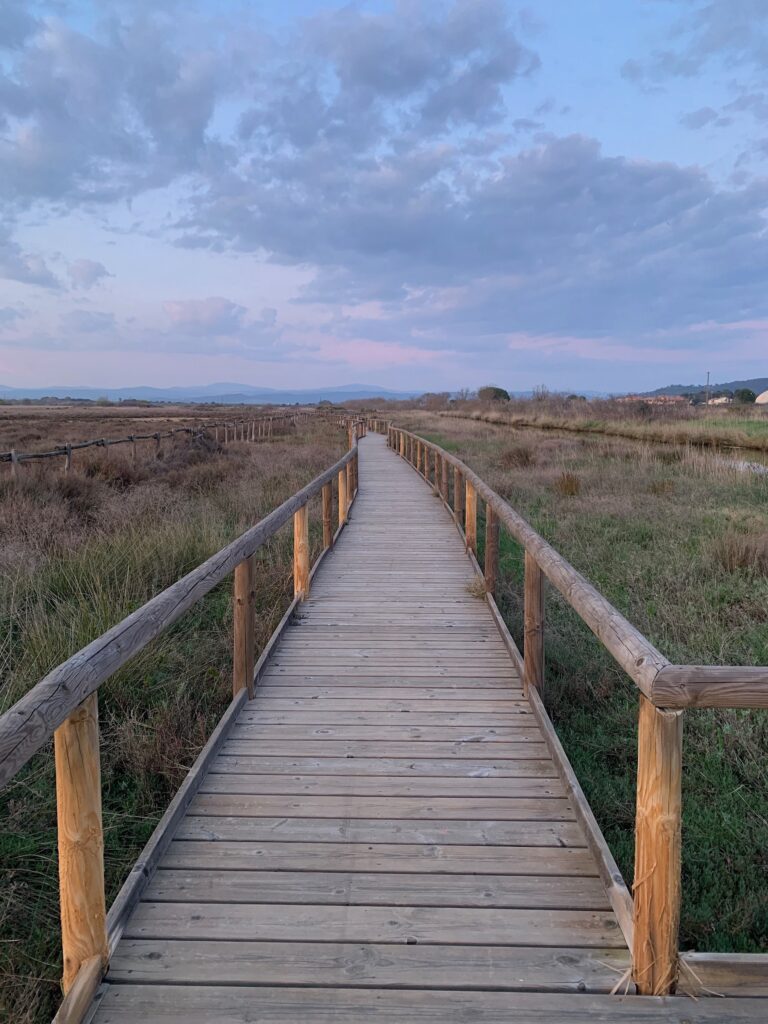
[
  {"xmin": 553, "ymin": 471, "xmax": 581, "ymax": 496},
  {"xmin": 499, "ymin": 443, "xmax": 535, "ymax": 469},
  {"xmin": 712, "ymin": 532, "xmax": 768, "ymax": 574}
]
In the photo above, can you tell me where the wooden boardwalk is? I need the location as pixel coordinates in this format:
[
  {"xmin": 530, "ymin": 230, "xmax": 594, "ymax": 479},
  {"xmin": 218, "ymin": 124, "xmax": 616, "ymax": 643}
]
[{"xmin": 87, "ymin": 434, "xmax": 760, "ymax": 1022}]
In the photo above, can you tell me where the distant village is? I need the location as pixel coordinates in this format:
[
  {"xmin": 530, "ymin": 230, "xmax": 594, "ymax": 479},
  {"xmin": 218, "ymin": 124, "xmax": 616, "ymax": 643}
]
[{"xmin": 619, "ymin": 388, "xmax": 768, "ymax": 407}]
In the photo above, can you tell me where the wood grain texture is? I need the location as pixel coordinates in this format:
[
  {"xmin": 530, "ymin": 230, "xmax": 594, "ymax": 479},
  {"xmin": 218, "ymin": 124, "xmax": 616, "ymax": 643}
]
[
  {"xmin": 633, "ymin": 695, "xmax": 683, "ymax": 995},
  {"xmin": 55, "ymin": 694, "xmax": 108, "ymax": 993}
]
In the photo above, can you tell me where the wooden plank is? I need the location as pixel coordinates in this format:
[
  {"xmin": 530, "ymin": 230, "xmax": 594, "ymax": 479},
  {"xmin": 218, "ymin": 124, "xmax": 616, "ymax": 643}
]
[
  {"xmin": 679, "ymin": 952, "xmax": 768, "ymax": 998},
  {"xmin": 107, "ymin": 940, "xmax": 631, "ymax": 993},
  {"xmin": 175, "ymin": 816, "xmax": 586, "ymax": 846},
  {"xmin": 90, "ymin": 984, "xmax": 768, "ymax": 1022},
  {"xmin": 145, "ymin": 869, "xmax": 610, "ymax": 909},
  {"xmin": 254, "ymin": 686, "xmax": 522, "ymax": 700},
  {"xmin": 241, "ymin": 699, "xmax": 531, "ymax": 714},
  {"xmin": 189, "ymin": 793, "xmax": 574, "ymax": 821},
  {"xmin": 211, "ymin": 755, "xmax": 558, "ymax": 777},
  {"xmin": 125, "ymin": 902, "xmax": 624, "ymax": 947},
  {"xmin": 198, "ymin": 773, "xmax": 565, "ymax": 798},
  {"xmin": 228, "ymin": 724, "xmax": 541, "ymax": 742},
  {"xmin": 237, "ymin": 709, "xmax": 533, "ymax": 724},
  {"xmin": 220, "ymin": 740, "xmax": 549, "ymax": 759},
  {"xmin": 162, "ymin": 840, "xmax": 599, "ymax": 875}
]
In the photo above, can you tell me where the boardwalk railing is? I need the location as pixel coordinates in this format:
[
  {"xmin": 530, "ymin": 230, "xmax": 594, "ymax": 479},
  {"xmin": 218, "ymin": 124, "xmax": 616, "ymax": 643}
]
[
  {"xmin": 1, "ymin": 411, "xmax": 308, "ymax": 477},
  {"xmin": 382, "ymin": 422, "xmax": 767, "ymax": 998},
  {"xmin": 0, "ymin": 419, "xmax": 365, "ymax": 1019}
]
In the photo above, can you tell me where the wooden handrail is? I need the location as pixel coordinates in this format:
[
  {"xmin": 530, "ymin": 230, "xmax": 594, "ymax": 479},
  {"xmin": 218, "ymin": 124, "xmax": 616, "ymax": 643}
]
[
  {"xmin": 0, "ymin": 446, "xmax": 357, "ymax": 788},
  {"xmin": 1, "ymin": 419, "xmax": 363, "ymax": 1001},
  {"xmin": 381, "ymin": 420, "xmax": 767, "ymax": 998}
]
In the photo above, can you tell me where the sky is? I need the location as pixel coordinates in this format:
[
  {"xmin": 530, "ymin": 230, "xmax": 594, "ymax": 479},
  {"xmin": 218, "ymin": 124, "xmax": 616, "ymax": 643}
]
[{"xmin": 1, "ymin": 0, "xmax": 768, "ymax": 394}]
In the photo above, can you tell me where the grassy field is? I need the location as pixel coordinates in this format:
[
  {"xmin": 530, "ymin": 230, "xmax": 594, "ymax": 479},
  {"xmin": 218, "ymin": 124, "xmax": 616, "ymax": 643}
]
[
  {"xmin": 397, "ymin": 411, "xmax": 768, "ymax": 954},
  {"xmin": 449, "ymin": 399, "xmax": 768, "ymax": 454},
  {"xmin": 0, "ymin": 410, "xmax": 345, "ymax": 1023}
]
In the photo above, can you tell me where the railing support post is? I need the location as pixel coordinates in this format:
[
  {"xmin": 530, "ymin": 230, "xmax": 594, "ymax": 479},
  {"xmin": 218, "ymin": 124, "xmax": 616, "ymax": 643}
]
[
  {"xmin": 465, "ymin": 480, "xmax": 477, "ymax": 554},
  {"xmin": 54, "ymin": 693, "xmax": 108, "ymax": 994},
  {"xmin": 484, "ymin": 506, "xmax": 499, "ymax": 594},
  {"xmin": 441, "ymin": 457, "xmax": 448, "ymax": 501},
  {"xmin": 233, "ymin": 556, "xmax": 255, "ymax": 699},
  {"xmin": 633, "ymin": 696, "xmax": 683, "ymax": 995},
  {"xmin": 338, "ymin": 467, "xmax": 348, "ymax": 527},
  {"xmin": 322, "ymin": 482, "xmax": 333, "ymax": 549},
  {"xmin": 454, "ymin": 467, "xmax": 464, "ymax": 525},
  {"xmin": 293, "ymin": 503, "xmax": 310, "ymax": 599},
  {"xmin": 523, "ymin": 552, "xmax": 544, "ymax": 696}
]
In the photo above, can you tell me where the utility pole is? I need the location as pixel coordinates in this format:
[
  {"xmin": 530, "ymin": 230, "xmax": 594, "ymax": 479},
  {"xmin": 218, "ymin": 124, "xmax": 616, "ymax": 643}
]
[{"xmin": 704, "ymin": 370, "xmax": 710, "ymax": 409}]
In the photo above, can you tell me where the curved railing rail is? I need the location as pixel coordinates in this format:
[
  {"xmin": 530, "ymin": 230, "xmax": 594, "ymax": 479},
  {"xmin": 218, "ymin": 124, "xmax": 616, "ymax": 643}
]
[
  {"xmin": 379, "ymin": 420, "xmax": 767, "ymax": 998},
  {"xmin": 0, "ymin": 418, "xmax": 365, "ymax": 1016}
]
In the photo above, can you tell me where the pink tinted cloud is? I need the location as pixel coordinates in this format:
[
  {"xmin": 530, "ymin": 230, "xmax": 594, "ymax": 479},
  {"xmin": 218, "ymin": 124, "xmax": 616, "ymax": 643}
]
[
  {"xmin": 163, "ymin": 296, "xmax": 246, "ymax": 335},
  {"xmin": 506, "ymin": 332, "xmax": 696, "ymax": 363}
]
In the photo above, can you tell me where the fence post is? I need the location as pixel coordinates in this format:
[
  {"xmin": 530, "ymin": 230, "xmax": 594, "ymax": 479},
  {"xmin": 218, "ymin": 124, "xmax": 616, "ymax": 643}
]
[
  {"xmin": 10, "ymin": 448, "xmax": 18, "ymax": 481},
  {"xmin": 293, "ymin": 503, "xmax": 310, "ymax": 599},
  {"xmin": 633, "ymin": 697, "xmax": 683, "ymax": 995},
  {"xmin": 154, "ymin": 432, "xmax": 161, "ymax": 458},
  {"xmin": 454, "ymin": 467, "xmax": 464, "ymax": 525},
  {"xmin": 465, "ymin": 480, "xmax": 477, "ymax": 554},
  {"xmin": 322, "ymin": 482, "xmax": 333, "ymax": 549},
  {"xmin": 64, "ymin": 444, "xmax": 72, "ymax": 475},
  {"xmin": 441, "ymin": 457, "xmax": 448, "ymax": 501},
  {"xmin": 523, "ymin": 552, "xmax": 544, "ymax": 696},
  {"xmin": 233, "ymin": 556, "xmax": 256, "ymax": 699},
  {"xmin": 484, "ymin": 506, "xmax": 499, "ymax": 594},
  {"xmin": 54, "ymin": 693, "xmax": 108, "ymax": 993},
  {"xmin": 338, "ymin": 467, "xmax": 348, "ymax": 527}
]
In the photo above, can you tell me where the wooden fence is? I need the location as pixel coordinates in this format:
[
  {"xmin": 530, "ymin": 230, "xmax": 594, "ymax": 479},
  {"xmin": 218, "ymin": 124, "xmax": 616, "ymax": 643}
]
[
  {"xmin": 0, "ymin": 419, "xmax": 365, "ymax": 1020},
  {"xmin": 383, "ymin": 422, "xmax": 767, "ymax": 998},
  {"xmin": 1, "ymin": 412, "xmax": 309, "ymax": 478}
]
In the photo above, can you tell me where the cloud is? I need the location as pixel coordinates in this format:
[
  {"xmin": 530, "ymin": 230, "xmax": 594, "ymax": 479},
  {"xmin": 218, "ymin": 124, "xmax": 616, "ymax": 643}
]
[
  {"xmin": 0, "ymin": 305, "xmax": 25, "ymax": 326},
  {"xmin": 67, "ymin": 258, "xmax": 111, "ymax": 289},
  {"xmin": 62, "ymin": 309, "xmax": 116, "ymax": 333},
  {"xmin": 0, "ymin": 226, "xmax": 58, "ymax": 287},
  {"xmin": 680, "ymin": 106, "xmax": 719, "ymax": 129},
  {"xmin": 163, "ymin": 296, "xmax": 247, "ymax": 335}
]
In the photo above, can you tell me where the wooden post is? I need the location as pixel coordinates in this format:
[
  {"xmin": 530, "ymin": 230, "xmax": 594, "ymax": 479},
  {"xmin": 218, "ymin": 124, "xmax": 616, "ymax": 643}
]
[
  {"xmin": 10, "ymin": 448, "xmax": 18, "ymax": 481},
  {"xmin": 322, "ymin": 482, "xmax": 333, "ymax": 549},
  {"xmin": 454, "ymin": 467, "xmax": 464, "ymax": 525},
  {"xmin": 154, "ymin": 433, "xmax": 161, "ymax": 458},
  {"xmin": 130, "ymin": 436, "xmax": 137, "ymax": 464},
  {"xmin": 338, "ymin": 468, "xmax": 348, "ymax": 526},
  {"xmin": 64, "ymin": 445, "xmax": 72, "ymax": 475},
  {"xmin": 484, "ymin": 506, "xmax": 499, "ymax": 594},
  {"xmin": 233, "ymin": 556, "xmax": 255, "ymax": 700},
  {"xmin": 441, "ymin": 457, "xmax": 448, "ymax": 501},
  {"xmin": 433, "ymin": 452, "xmax": 441, "ymax": 495},
  {"xmin": 523, "ymin": 552, "xmax": 544, "ymax": 696},
  {"xmin": 353, "ymin": 450, "xmax": 359, "ymax": 494},
  {"xmin": 293, "ymin": 503, "xmax": 310, "ymax": 599},
  {"xmin": 54, "ymin": 694, "xmax": 108, "ymax": 993},
  {"xmin": 633, "ymin": 696, "xmax": 683, "ymax": 996},
  {"xmin": 465, "ymin": 479, "xmax": 477, "ymax": 554}
]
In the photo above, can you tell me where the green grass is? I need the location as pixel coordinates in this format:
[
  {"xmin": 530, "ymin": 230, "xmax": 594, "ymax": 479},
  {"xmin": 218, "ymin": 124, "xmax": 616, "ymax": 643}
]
[{"xmin": 402, "ymin": 413, "xmax": 768, "ymax": 953}]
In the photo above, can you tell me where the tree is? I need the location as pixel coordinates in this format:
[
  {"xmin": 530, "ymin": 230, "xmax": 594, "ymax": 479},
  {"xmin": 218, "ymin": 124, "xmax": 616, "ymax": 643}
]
[
  {"xmin": 478, "ymin": 385, "xmax": 510, "ymax": 402},
  {"xmin": 734, "ymin": 388, "xmax": 757, "ymax": 404}
]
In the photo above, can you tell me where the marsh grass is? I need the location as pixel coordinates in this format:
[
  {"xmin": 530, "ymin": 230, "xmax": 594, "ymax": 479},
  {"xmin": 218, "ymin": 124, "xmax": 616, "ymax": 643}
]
[
  {"xmin": 401, "ymin": 411, "xmax": 768, "ymax": 954},
  {"xmin": 0, "ymin": 417, "xmax": 345, "ymax": 1022}
]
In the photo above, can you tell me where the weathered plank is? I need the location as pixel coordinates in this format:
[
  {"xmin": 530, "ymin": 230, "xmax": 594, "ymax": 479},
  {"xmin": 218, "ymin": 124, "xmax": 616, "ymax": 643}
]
[{"xmin": 107, "ymin": 940, "xmax": 630, "ymax": 992}]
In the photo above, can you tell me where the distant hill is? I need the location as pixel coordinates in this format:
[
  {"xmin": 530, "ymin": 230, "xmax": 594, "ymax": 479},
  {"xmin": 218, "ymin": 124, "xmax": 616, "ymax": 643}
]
[
  {"xmin": 645, "ymin": 377, "xmax": 768, "ymax": 397},
  {"xmin": 0, "ymin": 382, "xmax": 416, "ymax": 404}
]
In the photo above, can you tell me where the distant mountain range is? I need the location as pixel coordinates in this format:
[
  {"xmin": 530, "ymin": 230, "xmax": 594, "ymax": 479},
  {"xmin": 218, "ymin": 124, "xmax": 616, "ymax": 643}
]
[
  {"xmin": 645, "ymin": 377, "xmax": 768, "ymax": 397},
  {"xmin": 0, "ymin": 382, "xmax": 416, "ymax": 404}
]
